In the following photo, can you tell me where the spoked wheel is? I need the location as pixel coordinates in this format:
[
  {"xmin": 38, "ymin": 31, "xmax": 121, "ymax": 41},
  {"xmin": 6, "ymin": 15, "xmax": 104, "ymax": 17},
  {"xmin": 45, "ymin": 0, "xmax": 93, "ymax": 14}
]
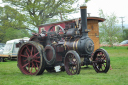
[
  {"xmin": 17, "ymin": 41, "xmax": 45, "ymax": 75},
  {"xmin": 64, "ymin": 50, "xmax": 81, "ymax": 75},
  {"xmin": 92, "ymin": 49, "xmax": 110, "ymax": 73}
]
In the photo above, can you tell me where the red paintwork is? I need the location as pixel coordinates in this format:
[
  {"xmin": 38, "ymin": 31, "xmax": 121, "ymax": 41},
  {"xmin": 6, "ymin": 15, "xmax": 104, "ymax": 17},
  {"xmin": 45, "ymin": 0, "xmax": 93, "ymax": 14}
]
[
  {"xmin": 39, "ymin": 23, "xmax": 65, "ymax": 33},
  {"xmin": 38, "ymin": 17, "xmax": 105, "ymax": 33}
]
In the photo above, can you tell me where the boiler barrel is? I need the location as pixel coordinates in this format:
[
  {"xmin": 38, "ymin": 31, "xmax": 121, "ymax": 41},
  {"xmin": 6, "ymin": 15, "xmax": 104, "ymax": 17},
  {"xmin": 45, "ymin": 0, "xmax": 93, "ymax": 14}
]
[{"xmin": 64, "ymin": 37, "xmax": 94, "ymax": 56}]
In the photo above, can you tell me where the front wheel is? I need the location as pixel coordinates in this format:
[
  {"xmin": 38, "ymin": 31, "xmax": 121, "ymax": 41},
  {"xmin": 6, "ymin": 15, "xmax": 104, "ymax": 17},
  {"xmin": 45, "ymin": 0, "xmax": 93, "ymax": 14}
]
[
  {"xmin": 92, "ymin": 49, "xmax": 110, "ymax": 73},
  {"xmin": 64, "ymin": 50, "xmax": 81, "ymax": 75}
]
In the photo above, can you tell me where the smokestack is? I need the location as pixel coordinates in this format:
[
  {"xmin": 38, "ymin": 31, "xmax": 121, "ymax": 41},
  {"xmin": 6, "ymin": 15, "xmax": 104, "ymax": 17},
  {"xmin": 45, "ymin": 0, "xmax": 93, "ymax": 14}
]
[{"xmin": 80, "ymin": 6, "xmax": 88, "ymax": 37}]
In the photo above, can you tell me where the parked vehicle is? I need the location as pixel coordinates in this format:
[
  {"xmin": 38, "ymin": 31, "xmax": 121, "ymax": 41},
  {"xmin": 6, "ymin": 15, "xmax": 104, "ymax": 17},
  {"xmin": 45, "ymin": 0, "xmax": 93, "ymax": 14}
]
[
  {"xmin": 0, "ymin": 43, "xmax": 5, "ymax": 48},
  {"xmin": 120, "ymin": 40, "xmax": 128, "ymax": 46},
  {"xmin": 0, "ymin": 37, "xmax": 29, "ymax": 62},
  {"xmin": 0, "ymin": 47, "xmax": 4, "ymax": 54},
  {"xmin": 0, "ymin": 43, "xmax": 5, "ymax": 54}
]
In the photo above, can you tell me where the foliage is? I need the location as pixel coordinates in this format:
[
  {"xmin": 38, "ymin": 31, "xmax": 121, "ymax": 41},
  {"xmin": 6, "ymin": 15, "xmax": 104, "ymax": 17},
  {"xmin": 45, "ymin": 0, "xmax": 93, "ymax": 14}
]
[
  {"xmin": 85, "ymin": 0, "xmax": 91, "ymax": 3},
  {"xmin": 0, "ymin": 6, "xmax": 31, "ymax": 30},
  {"xmin": 123, "ymin": 29, "xmax": 128, "ymax": 40},
  {"xmin": 0, "ymin": 46, "xmax": 128, "ymax": 85},
  {"xmin": 0, "ymin": 0, "xmax": 91, "ymax": 42},
  {"xmin": 2, "ymin": 28, "xmax": 31, "ymax": 43},
  {"xmin": 0, "ymin": 27, "xmax": 31, "ymax": 43},
  {"xmin": 99, "ymin": 9, "xmax": 122, "ymax": 46},
  {"xmin": 0, "ymin": 6, "xmax": 31, "ymax": 43},
  {"xmin": 2, "ymin": 0, "xmax": 81, "ymax": 28}
]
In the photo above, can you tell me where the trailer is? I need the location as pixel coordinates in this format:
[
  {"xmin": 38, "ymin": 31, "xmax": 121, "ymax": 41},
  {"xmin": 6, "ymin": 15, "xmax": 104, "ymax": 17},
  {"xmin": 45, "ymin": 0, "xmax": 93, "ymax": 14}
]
[{"xmin": 0, "ymin": 37, "xmax": 29, "ymax": 62}]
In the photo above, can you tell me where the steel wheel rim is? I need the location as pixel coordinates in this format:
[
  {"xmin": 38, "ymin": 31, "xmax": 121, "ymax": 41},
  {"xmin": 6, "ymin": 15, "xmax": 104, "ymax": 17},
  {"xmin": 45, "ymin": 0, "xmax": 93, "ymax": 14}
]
[
  {"xmin": 93, "ymin": 49, "xmax": 110, "ymax": 73},
  {"xmin": 65, "ymin": 52, "xmax": 79, "ymax": 75},
  {"xmin": 18, "ymin": 43, "xmax": 42, "ymax": 75}
]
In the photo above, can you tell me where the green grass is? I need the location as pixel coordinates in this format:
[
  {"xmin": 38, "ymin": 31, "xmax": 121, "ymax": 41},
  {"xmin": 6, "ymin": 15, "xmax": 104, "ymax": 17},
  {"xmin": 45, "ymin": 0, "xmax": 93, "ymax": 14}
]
[{"xmin": 0, "ymin": 46, "xmax": 128, "ymax": 85}]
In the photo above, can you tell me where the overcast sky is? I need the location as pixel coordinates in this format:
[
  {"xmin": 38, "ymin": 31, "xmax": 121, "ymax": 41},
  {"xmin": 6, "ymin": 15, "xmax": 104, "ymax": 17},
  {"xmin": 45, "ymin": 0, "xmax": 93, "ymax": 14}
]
[
  {"xmin": 73, "ymin": 0, "xmax": 128, "ymax": 27},
  {"xmin": 0, "ymin": 0, "xmax": 128, "ymax": 27}
]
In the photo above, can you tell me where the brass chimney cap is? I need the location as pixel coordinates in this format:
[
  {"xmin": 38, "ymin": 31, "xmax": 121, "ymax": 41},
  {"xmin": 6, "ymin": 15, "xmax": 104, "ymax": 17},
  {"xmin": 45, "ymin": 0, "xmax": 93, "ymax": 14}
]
[{"xmin": 80, "ymin": 6, "xmax": 87, "ymax": 9}]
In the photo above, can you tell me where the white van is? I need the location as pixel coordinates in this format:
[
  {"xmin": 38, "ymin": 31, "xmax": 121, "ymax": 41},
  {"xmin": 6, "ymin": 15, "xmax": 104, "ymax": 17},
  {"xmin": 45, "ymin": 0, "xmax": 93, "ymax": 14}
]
[{"xmin": 0, "ymin": 37, "xmax": 29, "ymax": 62}]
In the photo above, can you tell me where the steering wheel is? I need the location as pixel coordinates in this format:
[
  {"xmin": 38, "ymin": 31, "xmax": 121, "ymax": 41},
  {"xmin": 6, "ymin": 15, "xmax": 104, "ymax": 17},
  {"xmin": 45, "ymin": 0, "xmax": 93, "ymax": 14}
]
[{"xmin": 48, "ymin": 25, "xmax": 65, "ymax": 34}]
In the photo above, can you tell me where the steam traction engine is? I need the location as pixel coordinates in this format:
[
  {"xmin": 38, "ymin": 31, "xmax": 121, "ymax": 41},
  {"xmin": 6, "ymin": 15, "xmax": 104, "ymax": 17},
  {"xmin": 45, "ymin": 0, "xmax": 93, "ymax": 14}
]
[{"xmin": 17, "ymin": 6, "xmax": 110, "ymax": 75}]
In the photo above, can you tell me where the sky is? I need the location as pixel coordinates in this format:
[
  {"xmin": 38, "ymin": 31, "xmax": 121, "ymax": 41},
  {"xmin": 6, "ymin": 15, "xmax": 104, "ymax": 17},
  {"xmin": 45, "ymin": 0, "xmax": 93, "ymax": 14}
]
[
  {"xmin": 0, "ymin": 0, "xmax": 128, "ymax": 28},
  {"xmin": 72, "ymin": 0, "xmax": 128, "ymax": 28}
]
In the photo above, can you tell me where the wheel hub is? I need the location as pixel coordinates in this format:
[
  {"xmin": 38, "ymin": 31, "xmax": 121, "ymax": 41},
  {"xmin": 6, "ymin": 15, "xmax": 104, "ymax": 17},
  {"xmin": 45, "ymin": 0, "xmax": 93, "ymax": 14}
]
[
  {"xmin": 27, "ymin": 56, "xmax": 33, "ymax": 62},
  {"xmin": 97, "ymin": 59, "xmax": 105, "ymax": 64},
  {"xmin": 64, "ymin": 50, "xmax": 81, "ymax": 75},
  {"xmin": 92, "ymin": 49, "xmax": 110, "ymax": 73}
]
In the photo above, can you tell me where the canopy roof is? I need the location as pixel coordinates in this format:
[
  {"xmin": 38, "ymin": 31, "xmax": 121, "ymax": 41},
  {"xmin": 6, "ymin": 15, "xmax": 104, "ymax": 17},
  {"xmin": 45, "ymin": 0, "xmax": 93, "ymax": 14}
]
[{"xmin": 38, "ymin": 17, "xmax": 105, "ymax": 27}]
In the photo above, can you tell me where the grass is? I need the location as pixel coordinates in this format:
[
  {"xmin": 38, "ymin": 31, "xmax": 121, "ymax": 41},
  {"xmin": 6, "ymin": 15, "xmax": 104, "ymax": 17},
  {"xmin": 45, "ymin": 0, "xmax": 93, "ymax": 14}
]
[{"xmin": 0, "ymin": 46, "xmax": 128, "ymax": 85}]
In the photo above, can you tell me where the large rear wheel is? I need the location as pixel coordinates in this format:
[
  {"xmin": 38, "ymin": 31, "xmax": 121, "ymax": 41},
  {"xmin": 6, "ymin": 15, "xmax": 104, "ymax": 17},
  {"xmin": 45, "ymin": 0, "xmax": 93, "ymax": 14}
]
[{"xmin": 17, "ymin": 41, "xmax": 45, "ymax": 75}]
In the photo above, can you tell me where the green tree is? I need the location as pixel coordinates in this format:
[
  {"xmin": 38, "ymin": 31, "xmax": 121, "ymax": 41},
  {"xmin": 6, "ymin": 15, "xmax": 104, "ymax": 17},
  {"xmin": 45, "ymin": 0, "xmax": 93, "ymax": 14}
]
[
  {"xmin": 1, "ymin": 0, "xmax": 91, "ymax": 42},
  {"xmin": 0, "ymin": 6, "xmax": 31, "ymax": 42},
  {"xmin": 85, "ymin": 0, "xmax": 91, "ymax": 3},
  {"xmin": 2, "ymin": 0, "xmax": 90, "ymax": 28},
  {"xmin": 123, "ymin": 29, "xmax": 128, "ymax": 40},
  {"xmin": 0, "ymin": 6, "xmax": 33, "ymax": 31},
  {"xmin": 2, "ymin": 28, "xmax": 31, "ymax": 43},
  {"xmin": 99, "ymin": 9, "xmax": 122, "ymax": 46}
]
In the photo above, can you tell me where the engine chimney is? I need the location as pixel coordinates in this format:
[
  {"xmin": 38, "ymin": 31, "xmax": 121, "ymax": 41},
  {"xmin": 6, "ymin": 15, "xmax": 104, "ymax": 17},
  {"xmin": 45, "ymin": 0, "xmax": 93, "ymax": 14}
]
[{"xmin": 80, "ymin": 6, "xmax": 88, "ymax": 37}]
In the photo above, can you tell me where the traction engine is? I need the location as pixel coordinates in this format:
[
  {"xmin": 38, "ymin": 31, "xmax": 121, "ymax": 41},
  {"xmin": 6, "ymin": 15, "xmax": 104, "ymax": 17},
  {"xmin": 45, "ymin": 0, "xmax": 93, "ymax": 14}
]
[{"xmin": 17, "ymin": 6, "xmax": 110, "ymax": 75}]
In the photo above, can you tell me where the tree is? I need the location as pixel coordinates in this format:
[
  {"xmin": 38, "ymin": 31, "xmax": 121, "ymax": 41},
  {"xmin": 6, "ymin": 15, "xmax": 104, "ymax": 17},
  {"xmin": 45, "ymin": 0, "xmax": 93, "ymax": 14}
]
[
  {"xmin": 2, "ymin": 28, "xmax": 31, "ymax": 43},
  {"xmin": 2, "ymin": 0, "xmax": 90, "ymax": 29},
  {"xmin": 0, "ymin": 6, "xmax": 31, "ymax": 43},
  {"xmin": 2, "ymin": 0, "xmax": 77, "ymax": 27},
  {"xmin": 123, "ymin": 29, "xmax": 128, "ymax": 40},
  {"xmin": 0, "ymin": 5, "xmax": 33, "ymax": 31},
  {"xmin": 85, "ymin": 0, "xmax": 91, "ymax": 3},
  {"xmin": 99, "ymin": 9, "xmax": 122, "ymax": 46},
  {"xmin": 1, "ymin": 0, "xmax": 91, "ymax": 42}
]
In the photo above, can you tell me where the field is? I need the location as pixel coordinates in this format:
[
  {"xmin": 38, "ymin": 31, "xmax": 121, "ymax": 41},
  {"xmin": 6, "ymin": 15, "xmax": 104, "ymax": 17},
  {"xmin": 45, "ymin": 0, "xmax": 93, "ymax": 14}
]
[{"xmin": 0, "ymin": 46, "xmax": 128, "ymax": 85}]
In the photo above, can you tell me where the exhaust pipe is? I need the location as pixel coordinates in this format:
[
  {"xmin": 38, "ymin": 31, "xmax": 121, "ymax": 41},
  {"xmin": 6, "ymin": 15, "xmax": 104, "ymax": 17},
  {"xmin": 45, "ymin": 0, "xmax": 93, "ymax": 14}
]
[{"xmin": 80, "ymin": 6, "xmax": 88, "ymax": 37}]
